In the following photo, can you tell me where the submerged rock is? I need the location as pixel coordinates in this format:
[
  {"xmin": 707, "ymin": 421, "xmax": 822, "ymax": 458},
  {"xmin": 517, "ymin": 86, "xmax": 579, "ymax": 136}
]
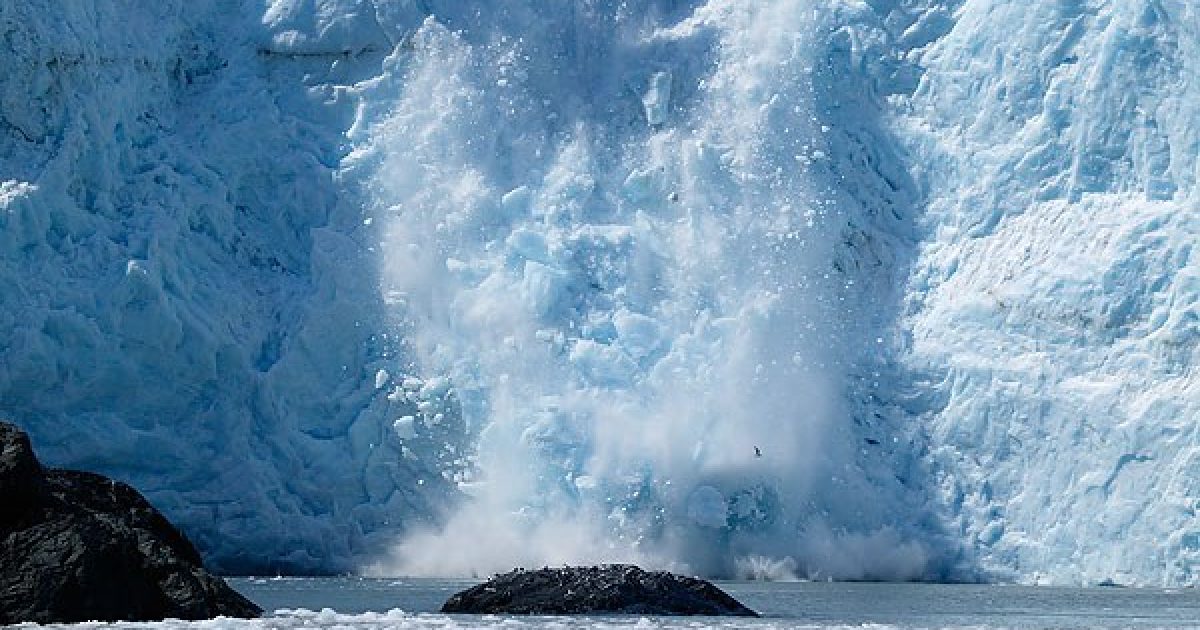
[
  {"xmin": 0, "ymin": 421, "xmax": 261, "ymax": 624},
  {"xmin": 441, "ymin": 564, "xmax": 758, "ymax": 616}
]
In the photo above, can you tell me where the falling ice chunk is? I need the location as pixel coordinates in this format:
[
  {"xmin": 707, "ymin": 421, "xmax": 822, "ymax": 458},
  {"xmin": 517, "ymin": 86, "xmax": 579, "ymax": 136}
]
[
  {"xmin": 687, "ymin": 485, "xmax": 728, "ymax": 528},
  {"xmin": 393, "ymin": 416, "xmax": 417, "ymax": 440},
  {"xmin": 126, "ymin": 259, "xmax": 148, "ymax": 277},
  {"xmin": 641, "ymin": 70, "xmax": 672, "ymax": 126},
  {"xmin": 613, "ymin": 310, "xmax": 663, "ymax": 359},
  {"xmin": 374, "ymin": 369, "xmax": 390, "ymax": 389},
  {"xmin": 501, "ymin": 186, "xmax": 532, "ymax": 219}
]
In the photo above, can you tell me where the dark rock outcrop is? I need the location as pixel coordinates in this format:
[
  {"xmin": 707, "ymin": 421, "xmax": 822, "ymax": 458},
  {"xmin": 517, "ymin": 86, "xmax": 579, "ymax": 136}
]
[
  {"xmin": 0, "ymin": 421, "xmax": 262, "ymax": 624},
  {"xmin": 441, "ymin": 564, "xmax": 758, "ymax": 616}
]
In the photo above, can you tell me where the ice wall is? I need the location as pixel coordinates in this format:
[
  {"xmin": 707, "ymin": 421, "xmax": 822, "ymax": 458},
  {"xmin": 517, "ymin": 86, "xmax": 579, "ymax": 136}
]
[
  {"xmin": 0, "ymin": 0, "xmax": 459, "ymax": 573},
  {"xmin": 2, "ymin": 0, "xmax": 1197, "ymax": 585},
  {"xmin": 901, "ymin": 0, "xmax": 1200, "ymax": 585}
]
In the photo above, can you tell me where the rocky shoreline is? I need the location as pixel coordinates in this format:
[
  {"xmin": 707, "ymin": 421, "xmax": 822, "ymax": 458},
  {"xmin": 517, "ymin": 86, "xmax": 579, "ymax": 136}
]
[{"xmin": 0, "ymin": 421, "xmax": 261, "ymax": 624}]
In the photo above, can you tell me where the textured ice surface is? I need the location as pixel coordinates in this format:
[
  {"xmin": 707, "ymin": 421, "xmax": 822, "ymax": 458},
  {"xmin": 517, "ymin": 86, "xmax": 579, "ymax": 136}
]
[
  {"xmin": 0, "ymin": 0, "xmax": 460, "ymax": 573},
  {"xmin": 2, "ymin": 0, "xmax": 1198, "ymax": 584},
  {"xmin": 900, "ymin": 0, "xmax": 1200, "ymax": 585}
]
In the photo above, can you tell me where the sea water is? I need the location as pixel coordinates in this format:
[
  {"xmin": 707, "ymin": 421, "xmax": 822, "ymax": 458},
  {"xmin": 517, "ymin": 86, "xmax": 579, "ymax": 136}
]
[{"xmin": 18, "ymin": 578, "xmax": 1200, "ymax": 629}]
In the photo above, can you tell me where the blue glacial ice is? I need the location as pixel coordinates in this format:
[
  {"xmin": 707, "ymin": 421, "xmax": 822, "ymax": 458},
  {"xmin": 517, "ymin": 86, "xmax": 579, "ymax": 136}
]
[
  {"xmin": 0, "ymin": 0, "xmax": 462, "ymax": 574},
  {"xmin": 1, "ymin": 0, "xmax": 1198, "ymax": 585}
]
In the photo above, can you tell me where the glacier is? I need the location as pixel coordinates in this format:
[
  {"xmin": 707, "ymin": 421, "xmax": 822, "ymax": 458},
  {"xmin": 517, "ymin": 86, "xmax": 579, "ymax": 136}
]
[
  {"xmin": 0, "ymin": 0, "xmax": 462, "ymax": 574},
  {"xmin": 1, "ymin": 0, "xmax": 1197, "ymax": 585}
]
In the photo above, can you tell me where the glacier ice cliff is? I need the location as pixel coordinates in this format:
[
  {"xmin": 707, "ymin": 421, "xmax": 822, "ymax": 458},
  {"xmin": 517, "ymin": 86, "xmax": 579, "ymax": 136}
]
[
  {"xmin": 1, "ymin": 0, "xmax": 1197, "ymax": 585},
  {"xmin": 902, "ymin": 0, "xmax": 1200, "ymax": 584},
  {"xmin": 0, "ymin": 0, "xmax": 461, "ymax": 573}
]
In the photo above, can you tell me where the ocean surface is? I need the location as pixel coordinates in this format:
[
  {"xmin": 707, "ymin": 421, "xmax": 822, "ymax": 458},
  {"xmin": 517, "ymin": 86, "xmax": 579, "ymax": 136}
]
[
  {"xmin": 13, "ymin": 578, "xmax": 1200, "ymax": 629},
  {"xmin": 231, "ymin": 578, "xmax": 1200, "ymax": 629},
  {"xmin": 91, "ymin": 578, "xmax": 1200, "ymax": 629}
]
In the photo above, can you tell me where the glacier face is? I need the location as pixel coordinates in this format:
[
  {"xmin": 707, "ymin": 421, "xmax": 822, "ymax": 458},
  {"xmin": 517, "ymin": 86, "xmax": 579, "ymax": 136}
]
[
  {"xmin": 1, "ymin": 0, "xmax": 1197, "ymax": 584},
  {"xmin": 902, "ymin": 0, "xmax": 1200, "ymax": 584},
  {"xmin": 0, "ymin": 0, "xmax": 460, "ymax": 573}
]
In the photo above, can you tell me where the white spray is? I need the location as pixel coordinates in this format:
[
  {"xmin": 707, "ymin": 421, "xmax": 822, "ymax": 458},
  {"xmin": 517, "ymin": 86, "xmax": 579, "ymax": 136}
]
[{"xmin": 353, "ymin": 1, "xmax": 917, "ymax": 578}]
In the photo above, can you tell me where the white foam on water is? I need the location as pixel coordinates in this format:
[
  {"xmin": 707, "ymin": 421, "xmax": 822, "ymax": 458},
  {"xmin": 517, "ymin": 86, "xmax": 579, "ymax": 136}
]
[{"xmin": 6, "ymin": 611, "xmax": 883, "ymax": 630}]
